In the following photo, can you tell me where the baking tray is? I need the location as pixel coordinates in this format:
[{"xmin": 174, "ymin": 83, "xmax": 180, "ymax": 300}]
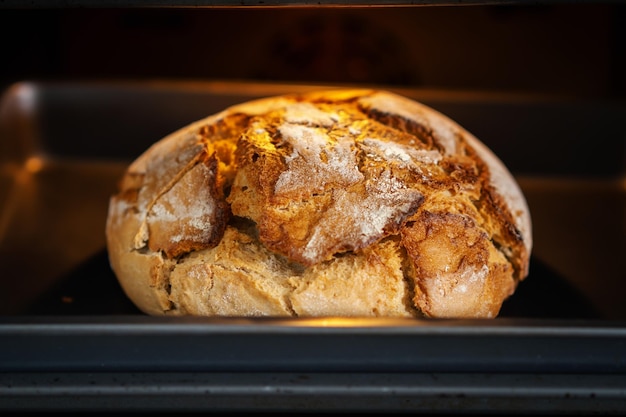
[{"xmin": 1, "ymin": 80, "xmax": 625, "ymax": 413}]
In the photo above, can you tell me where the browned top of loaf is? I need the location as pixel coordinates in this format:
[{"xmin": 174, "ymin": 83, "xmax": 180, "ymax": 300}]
[
  {"xmin": 226, "ymin": 91, "xmax": 530, "ymax": 281},
  {"xmin": 108, "ymin": 89, "xmax": 531, "ymax": 315}
]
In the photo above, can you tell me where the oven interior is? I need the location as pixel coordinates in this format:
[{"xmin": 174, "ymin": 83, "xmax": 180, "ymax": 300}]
[
  {"xmin": 1, "ymin": 3, "xmax": 624, "ymax": 318},
  {"xmin": 0, "ymin": 2, "xmax": 625, "ymax": 414}
]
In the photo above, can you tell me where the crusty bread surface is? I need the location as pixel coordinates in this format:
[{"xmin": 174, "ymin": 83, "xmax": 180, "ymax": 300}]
[{"xmin": 105, "ymin": 89, "xmax": 532, "ymax": 318}]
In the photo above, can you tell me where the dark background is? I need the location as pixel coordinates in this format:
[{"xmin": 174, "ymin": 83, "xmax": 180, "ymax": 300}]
[{"xmin": 0, "ymin": 4, "xmax": 624, "ymax": 98}]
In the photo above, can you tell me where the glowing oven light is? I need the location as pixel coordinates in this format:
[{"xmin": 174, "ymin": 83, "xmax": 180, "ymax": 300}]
[{"xmin": 24, "ymin": 156, "xmax": 44, "ymax": 174}]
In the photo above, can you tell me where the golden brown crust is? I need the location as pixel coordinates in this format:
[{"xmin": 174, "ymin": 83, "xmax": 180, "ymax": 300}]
[
  {"xmin": 105, "ymin": 89, "xmax": 532, "ymax": 318},
  {"xmin": 401, "ymin": 211, "xmax": 515, "ymax": 318}
]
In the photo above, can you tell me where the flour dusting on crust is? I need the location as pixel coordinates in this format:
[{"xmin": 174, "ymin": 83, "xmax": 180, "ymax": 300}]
[{"xmin": 106, "ymin": 89, "xmax": 532, "ymax": 319}]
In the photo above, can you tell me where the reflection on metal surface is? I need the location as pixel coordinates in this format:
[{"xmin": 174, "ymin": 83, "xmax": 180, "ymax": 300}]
[
  {"xmin": 270, "ymin": 317, "xmax": 424, "ymax": 327},
  {"xmin": 24, "ymin": 156, "xmax": 45, "ymax": 174}
]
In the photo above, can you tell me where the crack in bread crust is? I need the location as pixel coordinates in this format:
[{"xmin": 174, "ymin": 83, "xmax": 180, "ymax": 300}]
[{"xmin": 106, "ymin": 89, "xmax": 532, "ymax": 318}]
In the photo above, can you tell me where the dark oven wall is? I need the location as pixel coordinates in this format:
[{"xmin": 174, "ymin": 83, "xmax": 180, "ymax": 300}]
[{"xmin": 0, "ymin": 4, "xmax": 625, "ymax": 99}]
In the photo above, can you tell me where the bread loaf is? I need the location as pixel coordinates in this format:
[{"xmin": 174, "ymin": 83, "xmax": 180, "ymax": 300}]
[{"xmin": 105, "ymin": 89, "xmax": 532, "ymax": 318}]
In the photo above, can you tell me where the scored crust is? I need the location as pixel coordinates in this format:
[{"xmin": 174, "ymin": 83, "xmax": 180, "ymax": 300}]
[{"xmin": 105, "ymin": 89, "xmax": 532, "ymax": 318}]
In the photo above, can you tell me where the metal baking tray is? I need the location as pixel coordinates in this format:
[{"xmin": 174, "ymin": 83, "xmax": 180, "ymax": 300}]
[{"xmin": 1, "ymin": 80, "xmax": 625, "ymax": 413}]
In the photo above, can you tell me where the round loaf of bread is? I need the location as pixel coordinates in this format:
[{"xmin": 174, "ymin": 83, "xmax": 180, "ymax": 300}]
[{"xmin": 105, "ymin": 89, "xmax": 532, "ymax": 318}]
